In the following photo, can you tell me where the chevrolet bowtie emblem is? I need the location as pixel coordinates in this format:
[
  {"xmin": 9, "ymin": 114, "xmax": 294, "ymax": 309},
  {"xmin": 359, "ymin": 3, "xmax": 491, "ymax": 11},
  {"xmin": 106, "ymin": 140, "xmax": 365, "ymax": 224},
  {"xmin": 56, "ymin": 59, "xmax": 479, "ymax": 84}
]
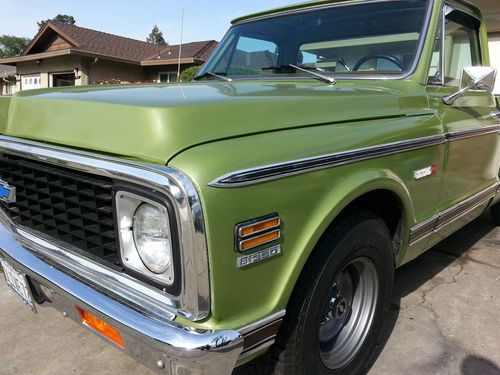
[{"xmin": 0, "ymin": 179, "xmax": 16, "ymax": 204}]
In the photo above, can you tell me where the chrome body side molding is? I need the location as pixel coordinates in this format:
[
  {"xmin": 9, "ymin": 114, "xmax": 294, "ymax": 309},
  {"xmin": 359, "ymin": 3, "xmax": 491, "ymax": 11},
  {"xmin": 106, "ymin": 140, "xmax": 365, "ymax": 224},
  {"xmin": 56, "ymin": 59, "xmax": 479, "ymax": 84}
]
[
  {"xmin": 0, "ymin": 135, "xmax": 210, "ymax": 321},
  {"xmin": 210, "ymin": 135, "xmax": 446, "ymax": 188},
  {"xmin": 210, "ymin": 125, "xmax": 500, "ymax": 188},
  {"xmin": 446, "ymin": 125, "xmax": 500, "ymax": 141},
  {"xmin": 409, "ymin": 184, "xmax": 498, "ymax": 245}
]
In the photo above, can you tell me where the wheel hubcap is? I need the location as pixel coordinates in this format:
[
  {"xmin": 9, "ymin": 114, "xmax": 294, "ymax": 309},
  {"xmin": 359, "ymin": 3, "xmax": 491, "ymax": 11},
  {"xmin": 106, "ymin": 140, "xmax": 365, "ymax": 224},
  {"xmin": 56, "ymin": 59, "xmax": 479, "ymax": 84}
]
[{"xmin": 318, "ymin": 257, "xmax": 379, "ymax": 370}]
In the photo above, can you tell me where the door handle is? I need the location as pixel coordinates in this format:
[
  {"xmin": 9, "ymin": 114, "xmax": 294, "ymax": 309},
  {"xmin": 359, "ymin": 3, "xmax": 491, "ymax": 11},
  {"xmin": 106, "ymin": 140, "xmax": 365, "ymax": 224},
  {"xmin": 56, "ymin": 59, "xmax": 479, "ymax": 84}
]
[{"xmin": 490, "ymin": 111, "xmax": 500, "ymax": 119}]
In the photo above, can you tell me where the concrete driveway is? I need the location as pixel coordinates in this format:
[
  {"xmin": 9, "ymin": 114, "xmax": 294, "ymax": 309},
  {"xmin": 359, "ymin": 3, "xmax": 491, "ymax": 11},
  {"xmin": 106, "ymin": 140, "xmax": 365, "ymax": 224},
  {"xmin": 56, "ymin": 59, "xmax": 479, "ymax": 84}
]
[{"xmin": 0, "ymin": 215, "xmax": 499, "ymax": 375}]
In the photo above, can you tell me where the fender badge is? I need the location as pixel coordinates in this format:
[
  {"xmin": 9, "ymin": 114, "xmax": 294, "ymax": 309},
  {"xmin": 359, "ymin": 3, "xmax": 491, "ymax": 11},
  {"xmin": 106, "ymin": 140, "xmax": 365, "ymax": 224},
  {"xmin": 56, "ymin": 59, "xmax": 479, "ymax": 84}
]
[
  {"xmin": 0, "ymin": 179, "xmax": 16, "ymax": 204},
  {"xmin": 237, "ymin": 245, "xmax": 281, "ymax": 268},
  {"xmin": 414, "ymin": 165, "xmax": 438, "ymax": 180}
]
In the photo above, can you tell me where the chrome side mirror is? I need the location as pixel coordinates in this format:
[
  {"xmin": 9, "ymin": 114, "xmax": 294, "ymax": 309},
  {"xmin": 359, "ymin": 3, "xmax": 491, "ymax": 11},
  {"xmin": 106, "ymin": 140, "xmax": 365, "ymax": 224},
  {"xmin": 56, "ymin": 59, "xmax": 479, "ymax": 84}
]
[{"xmin": 443, "ymin": 66, "xmax": 497, "ymax": 106}]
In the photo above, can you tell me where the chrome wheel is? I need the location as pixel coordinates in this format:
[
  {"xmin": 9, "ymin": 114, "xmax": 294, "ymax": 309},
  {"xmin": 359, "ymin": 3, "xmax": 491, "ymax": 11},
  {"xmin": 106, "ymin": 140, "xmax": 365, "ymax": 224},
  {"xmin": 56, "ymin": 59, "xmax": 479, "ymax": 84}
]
[{"xmin": 319, "ymin": 257, "xmax": 379, "ymax": 370}]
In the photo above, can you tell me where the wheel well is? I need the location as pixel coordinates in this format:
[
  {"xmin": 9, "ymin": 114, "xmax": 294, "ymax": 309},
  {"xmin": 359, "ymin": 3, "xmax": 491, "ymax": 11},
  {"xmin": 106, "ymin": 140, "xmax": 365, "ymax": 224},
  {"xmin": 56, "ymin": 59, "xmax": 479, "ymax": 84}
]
[
  {"xmin": 328, "ymin": 189, "xmax": 405, "ymax": 260},
  {"xmin": 341, "ymin": 189, "xmax": 403, "ymax": 238}
]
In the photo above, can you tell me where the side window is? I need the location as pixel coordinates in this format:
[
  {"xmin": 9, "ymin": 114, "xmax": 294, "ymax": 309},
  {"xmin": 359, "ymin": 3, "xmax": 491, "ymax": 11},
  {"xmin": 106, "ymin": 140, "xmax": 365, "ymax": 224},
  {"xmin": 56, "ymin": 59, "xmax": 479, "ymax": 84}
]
[
  {"xmin": 444, "ymin": 11, "xmax": 481, "ymax": 86},
  {"xmin": 227, "ymin": 36, "xmax": 279, "ymax": 75}
]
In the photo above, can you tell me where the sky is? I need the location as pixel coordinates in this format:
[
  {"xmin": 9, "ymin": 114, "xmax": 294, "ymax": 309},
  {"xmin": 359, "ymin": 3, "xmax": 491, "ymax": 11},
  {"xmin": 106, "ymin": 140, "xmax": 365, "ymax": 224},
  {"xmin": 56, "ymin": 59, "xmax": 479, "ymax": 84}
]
[{"xmin": 0, "ymin": 0, "xmax": 297, "ymax": 45}]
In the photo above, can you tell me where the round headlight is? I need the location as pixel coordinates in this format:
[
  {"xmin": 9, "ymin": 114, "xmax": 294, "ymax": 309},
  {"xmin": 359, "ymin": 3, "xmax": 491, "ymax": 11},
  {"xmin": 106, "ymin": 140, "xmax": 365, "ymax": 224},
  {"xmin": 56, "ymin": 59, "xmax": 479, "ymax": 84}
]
[{"xmin": 133, "ymin": 203, "xmax": 172, "ymax": 275}]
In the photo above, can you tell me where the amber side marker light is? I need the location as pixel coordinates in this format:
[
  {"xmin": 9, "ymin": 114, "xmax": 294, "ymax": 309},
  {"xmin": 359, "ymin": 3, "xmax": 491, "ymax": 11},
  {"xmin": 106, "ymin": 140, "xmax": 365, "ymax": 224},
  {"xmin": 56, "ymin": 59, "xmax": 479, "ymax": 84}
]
[
  {"xmin": 75, "ymin": 306, "xmax": 126, "ymax": 348},
  {"xmin": 236, "ymin": 215, "xmax": 281, "ymax": 252},
  {"xmin": 239, "ymin": 230, "xmax": 281, "ymax": 252},
  {"xmin": 239, "ymin": 217, "xmax": 281, "ymax": 238}
]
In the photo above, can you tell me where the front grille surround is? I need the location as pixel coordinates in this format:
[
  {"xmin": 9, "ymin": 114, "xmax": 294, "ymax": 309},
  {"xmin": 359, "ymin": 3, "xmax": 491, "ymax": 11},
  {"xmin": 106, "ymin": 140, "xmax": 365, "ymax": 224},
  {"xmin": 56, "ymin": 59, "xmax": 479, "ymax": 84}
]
[{"xmin": 0, "ymin": 135, "xmax": 210, "ymax": 321}]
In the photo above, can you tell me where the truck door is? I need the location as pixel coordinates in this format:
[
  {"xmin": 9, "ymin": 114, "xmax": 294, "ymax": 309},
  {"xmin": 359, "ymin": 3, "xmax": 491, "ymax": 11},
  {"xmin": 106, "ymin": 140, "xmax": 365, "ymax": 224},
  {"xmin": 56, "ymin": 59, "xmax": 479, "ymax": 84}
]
[{"xmin": 426, "ymin": 5, "xmax": 500, "ymax": 214}]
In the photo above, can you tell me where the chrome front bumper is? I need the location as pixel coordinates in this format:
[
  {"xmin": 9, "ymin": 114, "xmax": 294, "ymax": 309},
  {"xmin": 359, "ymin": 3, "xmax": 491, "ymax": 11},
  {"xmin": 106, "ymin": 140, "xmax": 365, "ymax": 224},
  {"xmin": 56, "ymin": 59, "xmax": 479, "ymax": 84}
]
[{"xmin": 0, "ymin": 212, "xmax": 244, "ymax": 375}]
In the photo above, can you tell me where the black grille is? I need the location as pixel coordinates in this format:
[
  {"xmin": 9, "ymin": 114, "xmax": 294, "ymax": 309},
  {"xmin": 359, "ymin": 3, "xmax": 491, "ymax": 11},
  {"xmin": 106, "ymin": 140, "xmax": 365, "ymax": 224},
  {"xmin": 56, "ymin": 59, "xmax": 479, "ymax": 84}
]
[{"xmin": 0, "ymin": 154, "xmax": 119, "ymax": 265}]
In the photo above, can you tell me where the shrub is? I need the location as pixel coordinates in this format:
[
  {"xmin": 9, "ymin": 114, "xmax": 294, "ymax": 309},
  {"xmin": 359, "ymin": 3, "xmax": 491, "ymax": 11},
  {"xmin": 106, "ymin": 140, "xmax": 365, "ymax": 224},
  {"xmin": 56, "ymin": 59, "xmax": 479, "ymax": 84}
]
[{"xmin": 180, "ymin": 65, "xmax": 202, "ymax": 82}]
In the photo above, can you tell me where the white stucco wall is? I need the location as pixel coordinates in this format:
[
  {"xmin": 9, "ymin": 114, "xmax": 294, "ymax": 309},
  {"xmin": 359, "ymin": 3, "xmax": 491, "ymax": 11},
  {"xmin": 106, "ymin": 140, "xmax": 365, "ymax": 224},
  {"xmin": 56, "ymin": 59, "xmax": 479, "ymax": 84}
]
[{"xmin": 489, "ymin": 35, "xmax": 500, "ymax": 94}]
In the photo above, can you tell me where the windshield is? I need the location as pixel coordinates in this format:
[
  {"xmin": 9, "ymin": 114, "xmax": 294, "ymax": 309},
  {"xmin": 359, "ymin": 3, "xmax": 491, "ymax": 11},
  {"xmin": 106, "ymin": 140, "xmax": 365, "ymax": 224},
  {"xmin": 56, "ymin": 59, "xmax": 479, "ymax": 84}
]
[{"xmin": 199, "ymin": 0, "xmax": 430, "ymax": 81}]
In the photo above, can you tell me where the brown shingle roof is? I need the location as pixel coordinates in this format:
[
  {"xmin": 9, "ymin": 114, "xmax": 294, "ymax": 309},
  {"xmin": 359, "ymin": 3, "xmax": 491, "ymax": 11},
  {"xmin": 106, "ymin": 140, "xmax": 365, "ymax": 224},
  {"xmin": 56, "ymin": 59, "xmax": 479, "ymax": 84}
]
[
  {"xmin": 53, "ymin": 22, "xmax": 161, "ymax": 62},
  {"xmin": 149, "ymin": 40, "xmax": 219, "ymax": 61},
  {"xmin": 20, "ymin": 22, "xmax": 218, "ymax": 64}
]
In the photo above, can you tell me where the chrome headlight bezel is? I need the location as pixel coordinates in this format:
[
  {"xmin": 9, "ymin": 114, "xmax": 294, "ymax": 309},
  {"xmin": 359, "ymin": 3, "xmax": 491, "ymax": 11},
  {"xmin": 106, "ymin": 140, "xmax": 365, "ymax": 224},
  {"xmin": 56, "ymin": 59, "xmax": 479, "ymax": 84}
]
[{"xmin": 115, "ymin": 188, "xmax": 181, "ymax": 294}]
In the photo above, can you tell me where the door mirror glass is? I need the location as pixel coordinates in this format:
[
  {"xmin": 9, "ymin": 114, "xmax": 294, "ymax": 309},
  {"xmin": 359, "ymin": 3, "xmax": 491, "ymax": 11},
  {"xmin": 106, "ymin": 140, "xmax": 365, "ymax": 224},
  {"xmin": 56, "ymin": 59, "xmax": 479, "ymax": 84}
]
[
  {"xmin": 459, "ymin": 66, "xmax": 497, "ymax": 91},
  {"xmin": 443, "ymin": 66, "xmax": 497, "ymax": 105}
]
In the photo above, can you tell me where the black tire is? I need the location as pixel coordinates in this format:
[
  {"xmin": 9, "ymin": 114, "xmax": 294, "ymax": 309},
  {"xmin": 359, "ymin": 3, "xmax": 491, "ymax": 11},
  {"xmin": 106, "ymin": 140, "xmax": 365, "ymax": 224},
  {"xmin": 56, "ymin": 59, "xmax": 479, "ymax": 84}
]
[
  {"xmin": 235, "ymin": 211, "xmax": 395, "ymax": 375},
  {"xmin": 490, "ymin": 202, "xmax": 500, "ymax": 226}
]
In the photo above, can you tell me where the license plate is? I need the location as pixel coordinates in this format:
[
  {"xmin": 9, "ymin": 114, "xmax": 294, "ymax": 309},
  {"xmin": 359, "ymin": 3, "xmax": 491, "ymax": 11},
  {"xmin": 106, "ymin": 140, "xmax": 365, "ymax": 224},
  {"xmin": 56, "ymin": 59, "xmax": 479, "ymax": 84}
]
[{"xmin": 1, "ymin": 259, "xmax": 37, "ymax": 313}]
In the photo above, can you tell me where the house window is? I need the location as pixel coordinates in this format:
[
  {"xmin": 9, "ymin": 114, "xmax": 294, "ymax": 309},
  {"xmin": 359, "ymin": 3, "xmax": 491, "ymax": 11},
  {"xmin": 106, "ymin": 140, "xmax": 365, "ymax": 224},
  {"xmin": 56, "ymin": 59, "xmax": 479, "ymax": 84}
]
[
  {"xmin": 159, "ymin": 72, "xmax": 177, "ymax": 83},
  {"xmin": 51, "ymin": 72, "xmax": 76, "ymax": 87},
  {"xmin": 21, "ymin": 74, "xmax": 41, "ymax": 90}
]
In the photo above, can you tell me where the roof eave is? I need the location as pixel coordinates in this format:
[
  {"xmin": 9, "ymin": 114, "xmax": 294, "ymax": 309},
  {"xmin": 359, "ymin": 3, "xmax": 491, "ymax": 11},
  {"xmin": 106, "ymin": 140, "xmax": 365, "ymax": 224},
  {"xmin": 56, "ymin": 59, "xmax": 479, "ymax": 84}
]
[
  {"xmin": 0, "ymin": 50, "xmax": 203, "ymax": 67},
  {"xmin": 0, "ymin": 49, "xmax": 72, "ymax": 64},
  {"xmin": 141, "ymin": 58, "xmax": 203, "ymax": 66},
  {"xmin": 70, "ymin": 50, "xmax": 142, "ymax": 65}
]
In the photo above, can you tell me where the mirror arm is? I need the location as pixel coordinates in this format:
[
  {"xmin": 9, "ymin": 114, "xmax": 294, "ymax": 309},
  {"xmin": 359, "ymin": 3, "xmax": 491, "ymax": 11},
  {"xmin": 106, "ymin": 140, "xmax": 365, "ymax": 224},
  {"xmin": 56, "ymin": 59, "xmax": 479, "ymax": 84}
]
[{"xmin": 443, "ymin": 85, "xmax": 472, "ymax": 106}]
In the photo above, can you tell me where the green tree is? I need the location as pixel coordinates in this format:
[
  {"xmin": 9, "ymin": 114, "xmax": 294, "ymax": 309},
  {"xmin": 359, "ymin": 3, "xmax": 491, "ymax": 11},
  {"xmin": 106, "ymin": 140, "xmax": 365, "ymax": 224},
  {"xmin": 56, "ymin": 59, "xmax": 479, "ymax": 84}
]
[
  {"xmin": 0, "ymin": 35, "xmax": 30, "ymax": 58},
  {"xmin": 37, "ymin": 14, "xmax": 76, "ymax": 29},
  {"xmin": 180, "ymin": 65, "xmax": 202, "ymax": 82},
  {"xmin": 146, "ymin": 25, "xmax": 167, "ymax": 45}
]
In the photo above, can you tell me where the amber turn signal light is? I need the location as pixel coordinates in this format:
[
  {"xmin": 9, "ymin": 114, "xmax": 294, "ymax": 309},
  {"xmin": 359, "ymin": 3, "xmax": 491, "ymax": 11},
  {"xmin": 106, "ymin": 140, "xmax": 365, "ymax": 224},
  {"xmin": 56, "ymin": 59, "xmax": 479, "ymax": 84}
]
[
  {"xmin": 239, "ymin": 230, "xmax": 281, "ymax": 252},
  {"xmin": 75, "ymin": 306, "xmax": 125, "ymax": 348},
  {"xmin": 238, "ymin": 217, "xmax": 281, "ymax": 238}
]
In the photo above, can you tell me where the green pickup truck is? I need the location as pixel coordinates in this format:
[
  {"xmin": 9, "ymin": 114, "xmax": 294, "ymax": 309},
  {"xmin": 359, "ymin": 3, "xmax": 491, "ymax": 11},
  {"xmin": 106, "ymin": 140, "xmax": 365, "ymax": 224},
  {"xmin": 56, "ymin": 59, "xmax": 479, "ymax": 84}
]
[{"xmin": 0, "ymin": 0, "xmax": 499, "ymax": 374}]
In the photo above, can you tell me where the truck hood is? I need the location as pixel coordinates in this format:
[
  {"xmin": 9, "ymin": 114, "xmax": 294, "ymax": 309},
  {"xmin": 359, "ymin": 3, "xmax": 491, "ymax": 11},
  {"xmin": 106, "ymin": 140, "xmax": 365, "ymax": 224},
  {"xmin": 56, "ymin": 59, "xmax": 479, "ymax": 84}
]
[{"xmin": 1, "ymin": 82, "xmax": 414, "ymax": 164}]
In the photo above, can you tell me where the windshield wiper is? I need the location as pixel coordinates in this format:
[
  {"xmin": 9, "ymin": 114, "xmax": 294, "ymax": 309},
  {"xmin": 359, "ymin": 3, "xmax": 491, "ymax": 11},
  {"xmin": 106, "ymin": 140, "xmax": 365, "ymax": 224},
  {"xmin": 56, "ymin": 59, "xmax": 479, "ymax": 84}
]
[
  {"xmin": 337, "ymin": 57, "xmax": 351, "ymax": 72},
  {"xmin": 262, "ymin": 64, "xmax": 336, "ymax": 85},
  {"xmin": 193, "ymin": 71, "xmax": 233, "ymax": 82}
]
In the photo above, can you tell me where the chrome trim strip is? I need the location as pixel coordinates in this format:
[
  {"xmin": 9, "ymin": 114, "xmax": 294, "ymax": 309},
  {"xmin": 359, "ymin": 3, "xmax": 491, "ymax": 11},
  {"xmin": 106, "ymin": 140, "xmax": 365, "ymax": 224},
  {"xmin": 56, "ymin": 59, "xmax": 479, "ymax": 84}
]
[
  {"xmin": 238, "ymin": 309, "xmax": 286, "ymax": 335},
  {"xmin": 241, "ymin": 336, "xmax": 277, "ymax": 358},
  {"xmin": 238, "ymin": 309, "xmax": 286, "ymax": 361},
  {"xmin": 409, "ymin": 184, "xmax": 497, "ymax": 245},
  {"xmin": 446, "ymin": 125, "xmax": 500, "ymax": 141},
  {"xmin": 210, "ymin": 125, "xmax": 500, "ymax": 188},
  {"xmin": 229, "ymin": 0, "xmax": 435, "ymax": 82},
  {"xmin": 210, "ymin": 134, "xmax": 446, "ymax": 188},
  {"xmin": 0, "ymin": 135, "xmax": 210, "ymax": 321},
  {"xmin": 238, "ymin": 339, "xmax": 275, "ymax": 362},
  {"xmin": 0, "ymin": 220, "xmax": 243, "ymax": 375}
]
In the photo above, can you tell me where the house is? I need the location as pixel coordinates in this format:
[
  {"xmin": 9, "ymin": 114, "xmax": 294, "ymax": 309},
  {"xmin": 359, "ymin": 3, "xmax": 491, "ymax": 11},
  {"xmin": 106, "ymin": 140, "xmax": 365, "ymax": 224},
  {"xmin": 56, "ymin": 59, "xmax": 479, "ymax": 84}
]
[
  {"xmin": 491, "ymin": 35, "xmax": 500, "ymax": 94},
  {"xmin": 0, "ymin": 64, "xmax": 16, "ymax": 95},
  {"xmin": 0, "ymin": 22, "xmax": 217, "ymax": 92},
  {"xmin": 472, "ymin": 0, "xmax": 500, "ymax": 93}
]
